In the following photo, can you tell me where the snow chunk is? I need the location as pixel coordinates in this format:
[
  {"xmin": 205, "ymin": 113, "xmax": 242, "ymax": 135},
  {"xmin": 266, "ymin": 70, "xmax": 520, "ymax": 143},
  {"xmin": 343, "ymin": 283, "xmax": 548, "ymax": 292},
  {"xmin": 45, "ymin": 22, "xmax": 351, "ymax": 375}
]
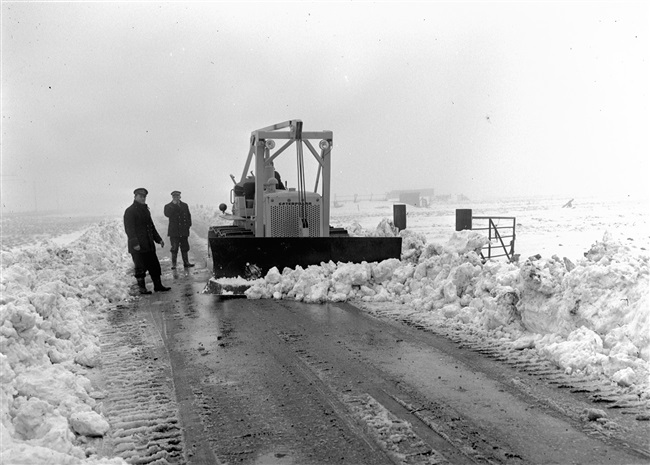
[{"xmin": 69, "ymin": 411, "xmax": 110, "ymax": 437}]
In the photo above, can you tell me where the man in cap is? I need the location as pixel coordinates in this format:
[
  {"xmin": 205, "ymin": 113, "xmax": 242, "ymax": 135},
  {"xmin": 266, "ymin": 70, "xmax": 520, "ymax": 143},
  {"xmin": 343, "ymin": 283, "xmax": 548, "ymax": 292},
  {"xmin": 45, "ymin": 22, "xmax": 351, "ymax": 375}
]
[
  {"xmin": 164, "ymin": 190, "xmax": 194, "ymax": 269},
  {"xmin": 123, "ymin": 188, "xmax": 171, "ymax": 294}
]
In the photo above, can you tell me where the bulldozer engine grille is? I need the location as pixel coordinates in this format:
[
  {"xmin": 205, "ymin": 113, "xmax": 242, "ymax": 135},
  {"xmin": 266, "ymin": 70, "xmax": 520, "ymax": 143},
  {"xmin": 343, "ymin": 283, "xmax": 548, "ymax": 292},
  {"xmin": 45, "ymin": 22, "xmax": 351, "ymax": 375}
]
[{"xmin": 265, "ymin": 193, "xmax": 322, "ymax": 237}]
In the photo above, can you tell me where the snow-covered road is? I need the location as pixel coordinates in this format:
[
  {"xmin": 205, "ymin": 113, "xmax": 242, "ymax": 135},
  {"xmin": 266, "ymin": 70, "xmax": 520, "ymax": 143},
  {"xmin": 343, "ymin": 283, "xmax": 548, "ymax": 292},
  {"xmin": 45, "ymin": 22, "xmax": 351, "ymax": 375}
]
[
  {"xmin": 101, "ymin": 269, "xmax": 650, "ymax": 464},
  {"xmin": 1, "ymin": 195, "xmax": 648, "ymax": 464}
]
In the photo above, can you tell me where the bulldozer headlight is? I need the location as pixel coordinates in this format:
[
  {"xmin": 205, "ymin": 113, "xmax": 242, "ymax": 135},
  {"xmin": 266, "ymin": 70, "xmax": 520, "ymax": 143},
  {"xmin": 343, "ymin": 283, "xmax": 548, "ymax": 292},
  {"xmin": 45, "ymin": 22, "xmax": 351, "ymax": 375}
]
[
  {"xmin": 319, "ymin": 140, "xmax": 330, "ymax": 150},
  {"xmin": 265, "ymin": 139, "xmax": 276, "ymax": 149}
]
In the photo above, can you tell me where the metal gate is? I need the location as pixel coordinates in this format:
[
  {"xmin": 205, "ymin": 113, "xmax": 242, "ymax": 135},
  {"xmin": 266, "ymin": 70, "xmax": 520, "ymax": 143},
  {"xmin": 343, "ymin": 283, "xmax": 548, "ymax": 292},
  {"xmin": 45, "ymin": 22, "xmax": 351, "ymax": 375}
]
[
  {"xmin": 471, "ymin": 216, "xmax": 516, "ymax": 262},
  {"xmin": 455, "ymin": 209, "xmax": 516, "ymax": 262}
]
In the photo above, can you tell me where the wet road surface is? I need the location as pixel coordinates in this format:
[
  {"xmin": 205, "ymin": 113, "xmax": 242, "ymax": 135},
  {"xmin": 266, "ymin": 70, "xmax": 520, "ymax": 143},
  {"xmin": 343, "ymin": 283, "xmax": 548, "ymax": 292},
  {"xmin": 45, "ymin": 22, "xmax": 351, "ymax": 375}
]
[{"xmin": 124, "ymin": 267, "xmax": 649, "ymax": 465}]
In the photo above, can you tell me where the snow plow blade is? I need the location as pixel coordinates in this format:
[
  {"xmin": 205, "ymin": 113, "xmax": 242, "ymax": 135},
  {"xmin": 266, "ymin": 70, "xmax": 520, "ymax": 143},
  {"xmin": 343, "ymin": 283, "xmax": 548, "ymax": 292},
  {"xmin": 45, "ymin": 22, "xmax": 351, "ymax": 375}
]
[{"xmin": 208, "ymin": 235, "xmax": 402, "ymax": 279}]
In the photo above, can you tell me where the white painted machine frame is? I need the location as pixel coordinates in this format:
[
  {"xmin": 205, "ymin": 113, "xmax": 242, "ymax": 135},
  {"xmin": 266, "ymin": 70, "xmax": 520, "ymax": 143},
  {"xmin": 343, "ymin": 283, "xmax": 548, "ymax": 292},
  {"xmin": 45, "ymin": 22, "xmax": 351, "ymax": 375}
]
[{"xmin": 238, "ymin": 120, "xmax": 333, "ymax": 238}]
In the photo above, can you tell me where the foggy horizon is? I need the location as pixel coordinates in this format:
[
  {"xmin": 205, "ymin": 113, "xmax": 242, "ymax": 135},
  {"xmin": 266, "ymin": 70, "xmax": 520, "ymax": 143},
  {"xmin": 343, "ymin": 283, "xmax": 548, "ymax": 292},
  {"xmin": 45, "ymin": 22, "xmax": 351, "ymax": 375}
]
[{"xmin": 2, "ymin": 2, "xmax": 648, "ymax": 218}]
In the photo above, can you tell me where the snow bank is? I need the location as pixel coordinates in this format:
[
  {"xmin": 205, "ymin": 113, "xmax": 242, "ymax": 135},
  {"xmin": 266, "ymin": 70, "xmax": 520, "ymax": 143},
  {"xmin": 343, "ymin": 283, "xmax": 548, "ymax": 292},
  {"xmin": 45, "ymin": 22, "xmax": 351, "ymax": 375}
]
[
  {"xmin": 1, "ymin": 220, "xmax": 132, "ymax": 464},
  {"xmin": 246, "ymin": 225, "xmax": 650, "ymax": 398},
  {"xmin": 519, "ymin": 234, "xmax": 650, "ymax": 383}
]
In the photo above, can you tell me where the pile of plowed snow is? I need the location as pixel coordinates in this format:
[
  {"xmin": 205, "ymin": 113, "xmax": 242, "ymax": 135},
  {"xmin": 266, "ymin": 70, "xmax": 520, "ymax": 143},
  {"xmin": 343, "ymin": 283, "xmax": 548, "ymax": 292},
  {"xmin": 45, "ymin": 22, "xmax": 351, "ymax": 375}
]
[{"xmin": 1, "ymin": 220, "xmax": 131, "ymax": 464}]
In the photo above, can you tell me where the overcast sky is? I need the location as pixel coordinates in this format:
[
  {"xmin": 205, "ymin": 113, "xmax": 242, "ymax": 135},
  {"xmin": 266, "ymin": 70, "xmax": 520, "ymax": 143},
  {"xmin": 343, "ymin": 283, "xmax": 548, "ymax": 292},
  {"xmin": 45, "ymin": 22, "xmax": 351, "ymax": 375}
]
[{"xmin": 2, "ymin": 1, "xmax": 648, "ymax": 215}]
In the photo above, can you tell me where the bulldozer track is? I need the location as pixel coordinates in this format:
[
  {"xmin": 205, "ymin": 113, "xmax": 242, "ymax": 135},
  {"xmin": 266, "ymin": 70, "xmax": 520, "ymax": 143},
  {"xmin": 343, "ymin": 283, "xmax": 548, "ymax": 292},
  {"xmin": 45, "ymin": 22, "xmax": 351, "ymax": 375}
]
[
  {"xmin": 410, "ymin": 318, "xmax": 650, "ymax": 420},
  {"xmin": 378, "ymin": 313, "xmax": 650, "ymax": 459},
  {"xmin": 272, "ymin": 323, "xmax": 527, "ymax": 465},
  {"xmin": 274, "ymin": 328, "xmax": 494, "ymax": 465},
  {"xmin": 353, "ymin": 301, "xmax": 650, "ymax": 421},
  {"xmin": 97, "ymin": 302, "xmax": 187, "ymax": 464},
  {"xmin": 273, "ymin": 328, "xmax": 460, "ymax": 465}
]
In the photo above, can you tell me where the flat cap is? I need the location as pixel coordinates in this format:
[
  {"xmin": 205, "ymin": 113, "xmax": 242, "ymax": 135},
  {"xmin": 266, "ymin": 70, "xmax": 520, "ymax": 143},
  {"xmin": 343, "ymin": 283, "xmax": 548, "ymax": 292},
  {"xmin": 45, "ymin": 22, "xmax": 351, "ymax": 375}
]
[
  {"xmin": 134, "ymin": 188, "xmax": 148, "ymax": 196},
  {"xmin": 171, "ymin": 190, "xmax": 181, "ymax": 196}
]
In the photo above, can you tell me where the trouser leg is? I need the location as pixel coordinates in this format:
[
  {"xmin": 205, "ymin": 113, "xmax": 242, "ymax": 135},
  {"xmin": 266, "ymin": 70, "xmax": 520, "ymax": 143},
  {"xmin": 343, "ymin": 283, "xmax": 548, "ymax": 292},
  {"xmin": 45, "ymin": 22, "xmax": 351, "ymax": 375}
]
[
  {"xmin": 143, "ymin": 251, "xmax": 162, "ymax": 278},
  {"xmin": 130, "ymin": 252, "xmax": 147, "ymax": 279},
  {"xmin": 180, "ymin": 237, "xmax": 194, "ymax": 267},
  {"xmin": 170, "ymin": 237, "xmax": 180, "ymax": 269},
  {"xmin": 179, "ymin": 236, "xmax": 190, "ymax": 253}
]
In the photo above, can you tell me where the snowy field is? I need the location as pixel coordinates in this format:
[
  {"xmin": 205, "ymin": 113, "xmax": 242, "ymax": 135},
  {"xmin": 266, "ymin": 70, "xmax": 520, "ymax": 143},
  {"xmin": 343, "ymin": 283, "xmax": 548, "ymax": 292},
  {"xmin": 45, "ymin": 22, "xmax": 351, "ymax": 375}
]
[
  {"xmin": 1, "ymin": 194, "xmax": 648, "ymax": 464},
  {"xmin": 330, "ymin": 195, "xmax": 649, "ymax": 262}
]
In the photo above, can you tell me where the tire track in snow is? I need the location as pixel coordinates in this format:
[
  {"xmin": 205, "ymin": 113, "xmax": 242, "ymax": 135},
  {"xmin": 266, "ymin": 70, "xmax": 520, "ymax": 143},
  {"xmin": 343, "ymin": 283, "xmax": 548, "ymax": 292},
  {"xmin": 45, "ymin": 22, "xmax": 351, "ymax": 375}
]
[
  {"xmin": 448, "ymin": 332, "xmax": 650, "ymax": 417},
  {"xmin": 274, "ymin": 329, "xmax": 452, "ymax": 465},
  {"xmin": 98, "ymin": 302, "xmax": 187, "ymax": 464},
  {"xmin": 391, "ymin": 315, "xmax": 650, "ymax": 458},
  {"xmin": 387, "ymin": 313, "xmax": 650, "ymax": 415},
  {"xmin": 275, "ymin": 328, "xmax": 499, "ymax": 464}
]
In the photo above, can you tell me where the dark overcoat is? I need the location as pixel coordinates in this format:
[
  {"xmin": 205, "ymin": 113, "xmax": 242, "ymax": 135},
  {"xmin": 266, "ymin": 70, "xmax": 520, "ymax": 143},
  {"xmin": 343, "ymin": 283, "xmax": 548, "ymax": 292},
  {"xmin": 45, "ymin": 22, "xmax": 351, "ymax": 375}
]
[
  {"xmin": 164, "ymin": 201, "xmax": 192, "ymax": 237},
  {"xmin": 124, "ymin": 201, "xmax": 163, "ymax": 253}
]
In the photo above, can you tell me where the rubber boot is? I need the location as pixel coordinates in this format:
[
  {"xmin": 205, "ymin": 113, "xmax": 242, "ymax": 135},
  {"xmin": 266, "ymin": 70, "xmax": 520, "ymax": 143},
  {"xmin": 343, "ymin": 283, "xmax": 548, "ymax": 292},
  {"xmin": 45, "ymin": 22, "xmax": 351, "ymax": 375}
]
[
  {"xmin": 137, "ymin": 278, "xmax": 152, "ymax": 295},
  {"xmin": 182, "ymin": 251, "xmax": 195, "ymax": 268},
  {"xmin": 152, "ymin": 276, "xmax": 171, "ymax": 292},
  {"xmin": 171, "ymin": 252, "xmax": 178, "ymax": 270}
]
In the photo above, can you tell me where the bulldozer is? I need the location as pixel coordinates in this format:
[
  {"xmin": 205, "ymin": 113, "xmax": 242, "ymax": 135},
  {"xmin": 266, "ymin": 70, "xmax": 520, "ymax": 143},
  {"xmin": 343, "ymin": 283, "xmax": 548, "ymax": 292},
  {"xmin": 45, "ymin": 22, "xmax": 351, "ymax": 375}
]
[{"xmin": 208, "ymin": 120, "xmax": 402, "ymax": 284}]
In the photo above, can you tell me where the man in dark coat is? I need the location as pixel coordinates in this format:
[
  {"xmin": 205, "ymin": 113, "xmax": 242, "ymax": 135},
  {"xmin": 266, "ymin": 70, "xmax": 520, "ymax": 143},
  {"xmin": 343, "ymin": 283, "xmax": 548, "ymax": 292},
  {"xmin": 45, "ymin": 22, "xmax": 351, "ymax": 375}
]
[
  {"xmin": 123, "ymin": 188, "xmax": 171, "ymax": 294},
  {"xmin": 164, "ymin": 190, "xmax": 194, "ymax": 269}
]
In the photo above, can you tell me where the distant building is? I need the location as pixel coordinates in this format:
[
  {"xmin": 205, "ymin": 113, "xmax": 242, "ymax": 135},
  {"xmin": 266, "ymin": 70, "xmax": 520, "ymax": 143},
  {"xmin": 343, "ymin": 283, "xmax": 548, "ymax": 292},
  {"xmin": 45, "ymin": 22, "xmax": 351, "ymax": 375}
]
[
  {"xmin": 398, "ymin": 192, "xmax": 420, "ymax": 206},
  {"xmin": 386, "ymin": 188, "xmax": 435, "ymax": 200},
  {"xmin": 386, "ymin": 188, "xmax": 435, "ymax": 207}
]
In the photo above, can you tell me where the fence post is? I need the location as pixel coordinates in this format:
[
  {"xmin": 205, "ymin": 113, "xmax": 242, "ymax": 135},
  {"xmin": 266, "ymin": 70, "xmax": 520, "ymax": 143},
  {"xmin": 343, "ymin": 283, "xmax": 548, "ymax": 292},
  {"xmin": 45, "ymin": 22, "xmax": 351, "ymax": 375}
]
[
  {"xmin": 394, "ymin": 204, "xmax": 407, "ymax": 231},
  {"xmin": 455, "ymin": 209, "xmax": 472, "ymax": 231}
]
